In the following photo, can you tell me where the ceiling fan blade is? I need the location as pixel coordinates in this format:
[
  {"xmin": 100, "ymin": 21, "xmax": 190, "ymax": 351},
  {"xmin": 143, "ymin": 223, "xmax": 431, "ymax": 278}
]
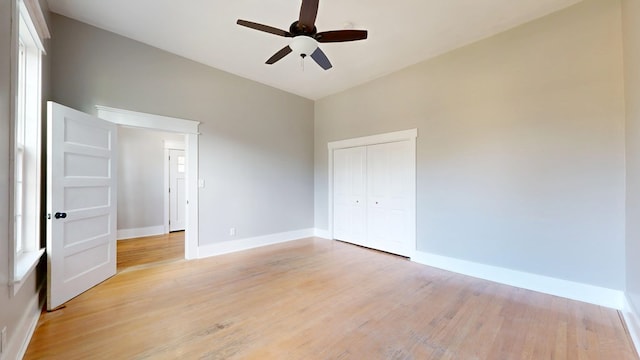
[
  {"xmin": 315, "ymin": 30, "xmax": 368, "ymax": 43},
  {"xmin": 266, "ymin": 46, "xmax": 293, "ymax": 65},
  {"xmin": 237, "ymin": 19, "xmax": 292, "ymax": 37},
  {"xmin": 298, "ymin": 0, "xmax": 319, "ymax": 30},
  {"xmin": 310, "ymin": 47, "xmax": 332, "ymax": 70}
]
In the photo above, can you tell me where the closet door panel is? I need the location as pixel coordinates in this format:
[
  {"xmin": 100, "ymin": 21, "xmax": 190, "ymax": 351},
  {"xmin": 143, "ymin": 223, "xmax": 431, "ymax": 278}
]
[
  {"xmin": 367, "ymin": 141, "xmax": 411, "ymax": 256},
  {"xmin": 333, "ymin": 147, "xmax": 366, "ymax": 245}
]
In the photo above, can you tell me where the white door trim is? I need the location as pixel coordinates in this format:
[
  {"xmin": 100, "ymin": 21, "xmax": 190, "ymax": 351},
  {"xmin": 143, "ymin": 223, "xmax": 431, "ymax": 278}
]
[
  {"xmin": 327, "ymin": 129, "xmax": 418, "ymax": 257},
  {"xmin": 97, "ymin": 106, "xmax": 200, "ymax": 260},
  {"xmin": 328, "ymin": 129, "xmax": 418, "ymax": 150},
  {"xmin": 95, "ymin": 105, "xmax": 200, "ymax": 134},
  {"xmin": 164, "ymin": 141, "xmax": 185, "ymax": 234}
]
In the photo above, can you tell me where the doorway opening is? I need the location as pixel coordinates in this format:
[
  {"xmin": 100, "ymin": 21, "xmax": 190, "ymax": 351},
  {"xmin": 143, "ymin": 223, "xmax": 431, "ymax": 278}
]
[
  {"xmin": 46, "ymin": 102, "xmax": 200, "ymax": 309},
  {"xmin": 96, "ymin": 105, "xmax": 200, "ymax": 261},
  {"xmin": 115, "ymin": 126, "xmax": 187, "ymax": 270}
]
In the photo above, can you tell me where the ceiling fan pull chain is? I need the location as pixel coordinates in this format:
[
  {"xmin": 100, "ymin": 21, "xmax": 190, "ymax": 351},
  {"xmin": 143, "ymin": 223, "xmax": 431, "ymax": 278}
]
[{"xmin": 301, "ymin": 55, "xmax": 305, "ymax": 72}]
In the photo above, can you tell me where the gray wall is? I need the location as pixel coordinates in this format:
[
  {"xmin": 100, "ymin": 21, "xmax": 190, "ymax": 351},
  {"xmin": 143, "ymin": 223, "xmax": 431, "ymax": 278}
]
[
  {"xmin": 117, "ymin": 127, "xmax": 183, "ymax": 231},
  {"xmin": 315, "ymin": 0, "xmax": 626, "ymax": 289},
  {"xmin": 50, "ymin": 14, "xmax": 315, "ymax": 244},
  {"xmin": 0, "ymin": 0, "xmax": 636, "ymax": 353},
  {"xmin": 624, "ymin": 0, "xmax": 640, "ymax": 311}
]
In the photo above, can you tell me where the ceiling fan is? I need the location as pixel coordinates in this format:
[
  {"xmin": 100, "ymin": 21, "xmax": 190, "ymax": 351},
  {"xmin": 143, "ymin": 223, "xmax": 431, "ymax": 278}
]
[{"xmin": 237, "ymin": 0, "xmax": 368, "ymax": 70}]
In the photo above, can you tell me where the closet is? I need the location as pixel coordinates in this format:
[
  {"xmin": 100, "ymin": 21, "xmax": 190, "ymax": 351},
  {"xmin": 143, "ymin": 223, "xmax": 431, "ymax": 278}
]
[{"xmin": 330, "ymin": 130, "xmax": 416, "ymax": 257}]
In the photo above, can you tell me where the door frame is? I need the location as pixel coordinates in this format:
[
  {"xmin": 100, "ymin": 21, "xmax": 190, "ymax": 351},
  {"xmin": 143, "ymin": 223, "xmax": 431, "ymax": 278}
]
[
  {"xmin": 327, "ymin": 129, "xmax": 418, "ymax": 257},
  {"xmin": 165, "ymin": 145, "xmax": 186, "ymax": 233},
  {"xmin": 96, "ymin": 105, "xmax": 200, "ymax": 259}
]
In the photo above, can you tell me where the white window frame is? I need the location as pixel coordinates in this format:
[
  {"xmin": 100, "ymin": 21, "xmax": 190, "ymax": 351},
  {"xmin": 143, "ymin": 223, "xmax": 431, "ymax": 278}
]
[
  {"xmin": 15, "ymin": 38, "xmax": 26, "ymax": 255},
  {"xmin": 10, "ymin": 0, "xmax": 49, "ymax": 295}
]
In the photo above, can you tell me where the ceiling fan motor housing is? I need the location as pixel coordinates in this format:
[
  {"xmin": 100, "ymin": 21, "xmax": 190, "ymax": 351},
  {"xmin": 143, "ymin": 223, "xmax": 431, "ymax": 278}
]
[{"xmin": 290, "ymin": 21, "xmax": 317, "ymax": 36}]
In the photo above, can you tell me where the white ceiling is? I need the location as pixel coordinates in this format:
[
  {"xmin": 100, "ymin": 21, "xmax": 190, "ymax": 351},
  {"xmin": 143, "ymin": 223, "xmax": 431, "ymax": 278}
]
[{"xmin": 46, "ymin": 0, "xmax": 582, "ymax": 100}]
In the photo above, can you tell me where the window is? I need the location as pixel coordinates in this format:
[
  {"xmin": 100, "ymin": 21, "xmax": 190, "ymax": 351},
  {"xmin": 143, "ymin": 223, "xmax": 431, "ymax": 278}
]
[
  {"xmin": 177, "ymin": 155, "xmax": 186, "ymax": 173},
  {"xmin": 11, "ymin": 0, "xmax": 49, "ymax": 294},
  {"xmin": 15, "ymin": 39, "xmax": 26, "ymax": 255}
]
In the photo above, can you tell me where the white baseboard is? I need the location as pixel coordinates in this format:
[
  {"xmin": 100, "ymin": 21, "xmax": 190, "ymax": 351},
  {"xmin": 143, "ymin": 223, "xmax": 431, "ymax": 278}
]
[
  {"xmin": 314, "ymin": 228, "xmax": 331, "ymax": 239},
  {"xmin": 6, "ymin": 283, "xmax": 44, "ymax": 360},
  {"xmin": 198, "ymin": 228, "xmax": 315, "ymax": 259},
  {"xmin": 623, "ymin": 296, "xmax": 640, "ymax": 356},
  {"xmin": 117, "ymin": 225, "xmax": 165, "ymax": 240},
  {"xmin": 411, "ymin": 251, "xmax": 624, "ymax": 310}
]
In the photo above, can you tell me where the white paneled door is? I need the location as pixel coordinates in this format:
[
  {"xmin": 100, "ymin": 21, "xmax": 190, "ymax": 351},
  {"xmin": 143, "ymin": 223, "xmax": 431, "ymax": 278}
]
[
  {"xmin": 169, "ymin": 149, "xmax": 186, "ymax": 232},
  {"xmin": 366, "ymin": 141, "xmax": 412, "ymax": 256},
  {"xmin": 46, "ymin": 102, "xmax": 117, "ymax": 310},
  {"xmin": 333, "ymin": 146, "xmax": 367, "ymax": 246}
]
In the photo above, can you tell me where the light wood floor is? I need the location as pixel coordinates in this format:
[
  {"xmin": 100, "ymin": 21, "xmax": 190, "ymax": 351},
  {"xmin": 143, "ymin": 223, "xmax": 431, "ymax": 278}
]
[
  {"xmin": 25, "ymin": 237, "xmax": 637, "ymax": 359},
  {"xmin": 116, "ymin": 231, "xmax": 185, "ymax": 271}
]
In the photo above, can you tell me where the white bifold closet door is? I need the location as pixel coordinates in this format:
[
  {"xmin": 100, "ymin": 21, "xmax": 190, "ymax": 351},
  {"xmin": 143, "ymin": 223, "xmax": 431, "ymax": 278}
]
[
  {"xmin": 333, "ymin": 146, "xmax": 367, "ymax": 246},
  {"xmin": 333, "ymin": 139, "xmax": 412, "ymax": 257},
  {"xmin": 366, "ymin": 141, "xmax": 412, "ymax": 256}
]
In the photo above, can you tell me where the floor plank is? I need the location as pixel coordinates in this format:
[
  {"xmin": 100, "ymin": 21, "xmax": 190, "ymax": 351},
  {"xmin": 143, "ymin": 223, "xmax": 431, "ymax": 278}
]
[
  {"xmin": 25, "ymin": 238, "xmax": 637, "ymax": 359},
  {"xmin": 116, "ymin": 231, "xmax": 184, "ymax": 271}
]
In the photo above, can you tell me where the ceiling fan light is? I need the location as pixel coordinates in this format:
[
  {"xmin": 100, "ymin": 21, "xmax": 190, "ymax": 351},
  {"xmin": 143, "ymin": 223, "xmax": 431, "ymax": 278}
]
[{"xmin": 290, "ymin": 36, "xmax": 318, "ymax": 57}]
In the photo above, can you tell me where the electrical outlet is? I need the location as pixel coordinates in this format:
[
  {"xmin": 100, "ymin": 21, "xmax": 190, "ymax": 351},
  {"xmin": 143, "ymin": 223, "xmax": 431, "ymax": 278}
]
[
  {"xmin": 229, "ymin": 227, "xmax": 236, "ymax": 236},
  {"xmin": 1, "ymin": 326, "xmax": 7, "ymax": 354}
]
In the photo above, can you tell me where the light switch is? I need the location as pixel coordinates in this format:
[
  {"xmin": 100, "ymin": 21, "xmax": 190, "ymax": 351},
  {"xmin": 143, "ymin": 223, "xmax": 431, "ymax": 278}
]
[{"xmin": 198, "ymin": 179, "xmax": 205, "ymax": 188}]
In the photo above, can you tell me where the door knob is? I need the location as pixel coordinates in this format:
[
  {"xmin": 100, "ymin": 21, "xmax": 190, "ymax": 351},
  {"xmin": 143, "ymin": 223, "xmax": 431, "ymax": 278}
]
[{"xmin": 54, "ymin": 212, "xmax": 67, "ymax": 219}]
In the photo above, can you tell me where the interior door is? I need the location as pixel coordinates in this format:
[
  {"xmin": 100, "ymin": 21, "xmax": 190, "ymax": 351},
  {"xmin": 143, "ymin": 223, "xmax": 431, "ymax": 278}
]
[
  {"xmin": 333, "ymin": 146, "xmax": 366, "ymax": 246},
  {"xmin": 367, "ymin": 141, "xmax": 411, "ymax": 256},
  {"xmin": 169, "ymin": 149, "xmax": 186, "ymax": 232},
  {"xmin": 46, "ymin": 101, "xmax": 117, "ymax": 310}
]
